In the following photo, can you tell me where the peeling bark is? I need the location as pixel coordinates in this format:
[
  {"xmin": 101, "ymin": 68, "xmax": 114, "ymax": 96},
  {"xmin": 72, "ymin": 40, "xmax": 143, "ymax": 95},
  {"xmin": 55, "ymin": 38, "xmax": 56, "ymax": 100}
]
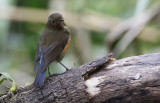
[{"xmin": 1, "ymin": 53, "xmax": 160, "ymax": 103}]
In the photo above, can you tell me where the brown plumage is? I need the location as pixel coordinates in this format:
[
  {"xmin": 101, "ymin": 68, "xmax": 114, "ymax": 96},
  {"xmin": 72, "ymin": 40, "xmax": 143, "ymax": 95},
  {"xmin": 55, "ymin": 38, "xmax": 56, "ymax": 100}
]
[{"xmin": 34, "ymin": 13, "xmax": 71, "ymax": 88}]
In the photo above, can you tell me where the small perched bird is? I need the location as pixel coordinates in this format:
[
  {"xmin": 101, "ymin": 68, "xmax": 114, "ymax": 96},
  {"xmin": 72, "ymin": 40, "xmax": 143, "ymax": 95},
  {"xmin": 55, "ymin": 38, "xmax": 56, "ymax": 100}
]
[{"xmin": 34, "ymin": 13, "xmax": 71, "ymax": 88}]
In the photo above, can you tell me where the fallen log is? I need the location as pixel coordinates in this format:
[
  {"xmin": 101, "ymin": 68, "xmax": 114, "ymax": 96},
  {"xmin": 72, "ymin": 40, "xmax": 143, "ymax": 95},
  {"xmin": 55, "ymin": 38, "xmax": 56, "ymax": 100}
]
[{"xmin": 1, "ymin": 53, "xmax": 160, "ymax": 103}]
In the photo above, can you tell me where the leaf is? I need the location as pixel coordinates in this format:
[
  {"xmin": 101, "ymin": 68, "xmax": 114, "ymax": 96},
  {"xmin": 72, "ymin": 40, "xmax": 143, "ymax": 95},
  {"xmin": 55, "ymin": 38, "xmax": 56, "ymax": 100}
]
[
  {"xmin": 10, "ymin": 82, "xmax": 17, "ymax": 92},
  {"xmin": 0, "ymin": 72, "xmax": 17, "ymax": 92},
  {"xmin": 0, "ymin": 78, "xmax": 7, "ymax": 84},
  {"xmin": 0, "ymin": 72, "xmax": 13, "ymax": 82}
]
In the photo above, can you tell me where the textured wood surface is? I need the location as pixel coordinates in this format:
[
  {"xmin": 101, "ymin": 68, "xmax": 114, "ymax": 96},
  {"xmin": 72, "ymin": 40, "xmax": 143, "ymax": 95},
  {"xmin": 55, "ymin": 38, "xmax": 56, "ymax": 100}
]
[
  {"xmin": 88, "ymin": 53, "xmax": 160, "ymax": 103},
  {"xmin": 1, "ymin": 53, "xmax": 160, "ymax": 103}
]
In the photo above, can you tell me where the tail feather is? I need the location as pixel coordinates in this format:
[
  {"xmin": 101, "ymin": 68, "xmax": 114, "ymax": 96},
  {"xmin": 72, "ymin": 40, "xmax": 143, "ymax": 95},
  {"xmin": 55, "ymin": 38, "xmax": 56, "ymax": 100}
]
[{"xmin": 34, "ymin": 61, "xmax": 46, "ymax": 88}]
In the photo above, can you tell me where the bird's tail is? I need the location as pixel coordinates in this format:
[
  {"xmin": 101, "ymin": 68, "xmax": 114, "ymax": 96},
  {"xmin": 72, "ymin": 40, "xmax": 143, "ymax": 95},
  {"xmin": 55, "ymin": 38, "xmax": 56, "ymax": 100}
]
[{"xmin": 34, "ymin": 60, "xmax": 46, "ymax": 88}]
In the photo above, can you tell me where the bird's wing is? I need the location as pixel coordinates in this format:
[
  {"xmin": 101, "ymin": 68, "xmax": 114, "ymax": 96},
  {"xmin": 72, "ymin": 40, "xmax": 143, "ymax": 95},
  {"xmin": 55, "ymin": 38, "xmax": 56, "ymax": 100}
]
[
  {"xmin": 41, "ymin": 35, "xmax": 70, "ymax": 72},
  {"xmin": 34, "ymin": 30, "xmax": 46, "ymax": 72},
  {"xmin": 40, "ymin": 42, "xmax": 62, "ymax": 72}
]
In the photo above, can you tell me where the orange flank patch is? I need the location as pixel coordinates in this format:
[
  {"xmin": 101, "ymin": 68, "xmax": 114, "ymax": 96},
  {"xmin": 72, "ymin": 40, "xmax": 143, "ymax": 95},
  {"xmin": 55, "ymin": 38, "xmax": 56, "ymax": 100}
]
[{"xmin": 62, "ymin": 35, "xmax": 71, "ymax": 56}]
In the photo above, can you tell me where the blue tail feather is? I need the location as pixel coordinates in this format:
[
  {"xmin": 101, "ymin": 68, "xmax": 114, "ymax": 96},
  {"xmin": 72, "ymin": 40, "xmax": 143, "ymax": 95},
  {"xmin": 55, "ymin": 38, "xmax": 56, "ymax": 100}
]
[{"xmin": 34, "ymin": 61, "xmax": 46, "ymax": 88}]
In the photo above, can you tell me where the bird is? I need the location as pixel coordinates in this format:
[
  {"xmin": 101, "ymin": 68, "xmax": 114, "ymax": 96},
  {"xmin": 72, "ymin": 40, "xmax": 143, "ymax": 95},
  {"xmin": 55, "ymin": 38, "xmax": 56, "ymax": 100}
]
[{"xmin": 34, "ymin": 13, "xmax": 71, "ymax": 88}]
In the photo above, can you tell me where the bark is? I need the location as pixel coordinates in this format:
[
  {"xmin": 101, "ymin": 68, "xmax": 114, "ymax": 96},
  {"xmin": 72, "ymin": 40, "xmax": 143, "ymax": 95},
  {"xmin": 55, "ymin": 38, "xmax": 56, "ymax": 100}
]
[{"xmin": 1, "ymin": 53, "xmax": 160, "ymax": 103}]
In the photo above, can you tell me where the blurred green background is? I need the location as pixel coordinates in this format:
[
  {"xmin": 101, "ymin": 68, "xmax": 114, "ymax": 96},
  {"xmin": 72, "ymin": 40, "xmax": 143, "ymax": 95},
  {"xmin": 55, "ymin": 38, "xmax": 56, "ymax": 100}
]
[{"xmin": 1, "ymin": 0, "xmax": 160, "ymax": 93}]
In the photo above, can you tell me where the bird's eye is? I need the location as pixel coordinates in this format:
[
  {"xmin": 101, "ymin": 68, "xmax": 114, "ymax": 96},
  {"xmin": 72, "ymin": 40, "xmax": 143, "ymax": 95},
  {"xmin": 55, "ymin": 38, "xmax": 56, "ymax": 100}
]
[{"xmin": 52, "ymin": 20, "xmax": 56, "ymax": 24}]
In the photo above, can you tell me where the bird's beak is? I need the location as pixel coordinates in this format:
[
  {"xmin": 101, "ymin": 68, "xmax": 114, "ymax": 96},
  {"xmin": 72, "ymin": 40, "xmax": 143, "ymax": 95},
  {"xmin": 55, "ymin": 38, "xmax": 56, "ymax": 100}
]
[{"xmin": 60, "ymin": 19, "xmax": 64, "ymax": 22}]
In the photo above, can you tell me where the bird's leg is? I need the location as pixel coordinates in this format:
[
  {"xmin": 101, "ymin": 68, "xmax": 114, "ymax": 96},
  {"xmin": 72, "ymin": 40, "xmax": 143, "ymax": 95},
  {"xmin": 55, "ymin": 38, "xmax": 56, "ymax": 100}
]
[
  {"xmin": 58, "ymin": 61, "xmax": 69, "ymax": 71},
  {"xmin": 48, "ymin": 67, "xmax": 51, "ymax": 76}
]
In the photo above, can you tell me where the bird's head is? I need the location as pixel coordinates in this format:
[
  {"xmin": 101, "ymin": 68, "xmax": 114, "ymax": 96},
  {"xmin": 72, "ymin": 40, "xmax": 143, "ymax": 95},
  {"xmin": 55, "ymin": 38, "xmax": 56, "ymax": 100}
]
[{"xmin": 47, "ymin": 13, "xmax": 66, "ymax": 30}]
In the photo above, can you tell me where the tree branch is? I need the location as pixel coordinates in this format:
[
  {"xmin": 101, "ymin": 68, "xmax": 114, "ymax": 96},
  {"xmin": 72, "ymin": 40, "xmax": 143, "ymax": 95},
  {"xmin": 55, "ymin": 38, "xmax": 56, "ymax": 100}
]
[{"xmin": 1, "ymin": 53, "xmax": 160, "ymax": 103}]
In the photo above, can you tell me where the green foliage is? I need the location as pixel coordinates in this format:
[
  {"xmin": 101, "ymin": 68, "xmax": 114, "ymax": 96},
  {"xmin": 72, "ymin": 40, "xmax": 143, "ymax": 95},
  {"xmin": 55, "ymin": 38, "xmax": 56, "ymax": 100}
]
[
  {"xmin": 0, "ymin": 72, "xmax": 17, "ymax": 93},
  {"xmin": 87, "ymin": 0, "xmax": 135, "ymax": 17},
  {"xmin": 90, "ymin": 31, "xmax": 107, "ymax": 45},
  {"xmin": 16, "ymin": 0, "xmax": 49, "ymax": 8}
]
